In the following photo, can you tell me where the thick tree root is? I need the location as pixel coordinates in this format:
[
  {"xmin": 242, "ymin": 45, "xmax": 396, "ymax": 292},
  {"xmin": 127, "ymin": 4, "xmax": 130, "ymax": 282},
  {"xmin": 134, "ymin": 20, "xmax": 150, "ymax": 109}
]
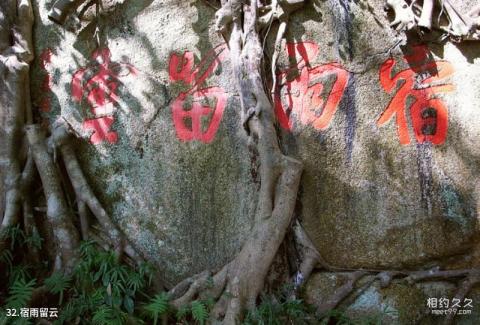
[
  {"xmin": 385, "ymin": 0, "xmax": 480, "ymax": 40},
  {"xmin": 0, "ymin": 0, "xmax": 34, "ymax": 250},
  {"xmin": 51, "ymin": 121, "xmax": 126, "ymax": 257},
  {"xmin": 289, "ymin": 222, "xmax": 480, "ymax": 322},
  {"xmin": 1, "ymin": 0, "xmax": 145, "ymax": 279},
  {"xmin": 48, "ymin": 0, "xmax": 89, "ymax": 25},
  {"xmin": 168, "ymin": 0, "xmax": 304, "ymax": 323},
  {"xmin": 26, "ymin": 125, "xmax": 80, "ymax": 272},
  {"xmin": 298, "ymin": 242, "xmax": 479, "ymax": 324},
  {"xmin": 168, "ymin": 154, "xmax": 302, "ymax": 322}
]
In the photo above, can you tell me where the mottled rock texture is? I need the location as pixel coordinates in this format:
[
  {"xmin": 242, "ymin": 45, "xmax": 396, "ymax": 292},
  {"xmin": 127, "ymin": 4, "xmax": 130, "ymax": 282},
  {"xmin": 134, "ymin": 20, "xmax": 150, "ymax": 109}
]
[{"xmin": 31, "ymin": 0, "xmax": 480, "ymax": 289}]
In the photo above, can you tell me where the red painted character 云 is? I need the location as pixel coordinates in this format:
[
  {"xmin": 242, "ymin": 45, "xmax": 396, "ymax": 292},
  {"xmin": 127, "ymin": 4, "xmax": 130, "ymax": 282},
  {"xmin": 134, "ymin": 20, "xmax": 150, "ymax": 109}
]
[
  {"xmin": 71, "ymin": 48, "xmax": 137, "ymax": 145},
  {"xmin": 39, "ymin": 49, "xmax": 53, "ymax": 113}
]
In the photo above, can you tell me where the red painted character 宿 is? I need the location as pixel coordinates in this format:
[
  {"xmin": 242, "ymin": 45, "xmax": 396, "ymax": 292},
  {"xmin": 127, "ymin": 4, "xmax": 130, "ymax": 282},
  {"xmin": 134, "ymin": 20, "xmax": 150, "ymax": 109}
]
[{"xmin": 378, "ymin": 45, "xmax": 454, "ymax": 145}]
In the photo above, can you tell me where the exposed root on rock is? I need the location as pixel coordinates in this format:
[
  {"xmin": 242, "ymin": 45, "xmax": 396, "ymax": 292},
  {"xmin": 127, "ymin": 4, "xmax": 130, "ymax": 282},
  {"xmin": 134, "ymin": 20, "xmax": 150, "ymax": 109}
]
[
  {"xmin": 48, "ymin": 0, "xmax": 89, "ymax": 25},
  {"xmin": 26, "ymin": 125, "xmax": 80, "ymax": 273},
  {"xmin": 169, "ymin": 0, "xmax": 304, "ymax": 322},
  {"xmin": 0, "ymin": 0, "xmax": 146, "ymax": 282},
  {"xmin": 384, "ymin": 0, "xmax": 480, "ymax": 41},
  {"xmin": 1, "ymin": 0, "xmax": 35, "ymax": 249},
  {"xmin": 286, "ymin": 223, "xmax": 479, "ymax": 322}
]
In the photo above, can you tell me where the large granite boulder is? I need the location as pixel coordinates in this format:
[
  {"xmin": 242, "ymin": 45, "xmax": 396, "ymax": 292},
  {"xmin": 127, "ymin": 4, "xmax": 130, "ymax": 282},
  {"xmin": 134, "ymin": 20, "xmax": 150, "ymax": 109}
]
[{"xmin": 30, "ymin": 0, "xmax": 480, "ymax": 286}]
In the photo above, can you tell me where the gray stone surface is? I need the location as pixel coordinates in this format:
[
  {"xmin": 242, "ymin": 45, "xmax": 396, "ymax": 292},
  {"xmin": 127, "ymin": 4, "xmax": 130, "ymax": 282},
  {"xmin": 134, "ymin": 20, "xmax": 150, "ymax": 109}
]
[
  {"xmin": 305, "ymin": 271, "xmax": 480, "ymax": 324},
  {"xmin": 279, "ymin": 0, "xmax": 480, "ymax": 269},
  {"xmin": 30, "ymin": 0, "xmax": 480, "ymax": 287},
  {"xmin": 31, "ymin": 0, "xmax": 257, "ymax": 285}
]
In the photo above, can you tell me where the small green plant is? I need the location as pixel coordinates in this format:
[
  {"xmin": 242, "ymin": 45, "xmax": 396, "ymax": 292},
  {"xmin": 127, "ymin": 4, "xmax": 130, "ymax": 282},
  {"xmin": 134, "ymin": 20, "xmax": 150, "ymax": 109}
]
[
  {"xmin": 244, "ymin": 284, "xmax": 313, "ymax": 325},
  {"xmin": 0, "ymin": 250, "xmax": 13, "ymax": 272},
  {"xmin": 92, "ymin": 305, "xmax": 127, "ymax": 325},
  {"xmin": 0, "ymin": 230, "xmax": 394, "ymax": 325},
  {"xmin": 143, "ymin": 292, "xmax": 169, "ymax": 325},
  {"xmin": 0, "ymin": 233, "xmax": 160, "ymax": 325},
  {"xmin": 1, "ymin": 225, "xmax": 25, "ymax": 250},
  {"xmin": 191, "ymin": 300, "xmax": 208, "ymax": 325},
  {"xmin": 24, "ymin": 230, "xmax": 43, "ymax": 250},
  {"xmin": 5, "ymin": 278, "xmax": 36, "ymax": 310},
  {"xmin": 44, "ymin": 272, "xmax": 71, "ymax": 305}
]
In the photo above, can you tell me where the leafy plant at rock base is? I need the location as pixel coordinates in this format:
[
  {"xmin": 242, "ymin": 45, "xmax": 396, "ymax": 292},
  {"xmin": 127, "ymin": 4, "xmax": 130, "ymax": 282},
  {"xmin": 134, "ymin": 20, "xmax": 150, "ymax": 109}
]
[
  {"xmin": 191, "ymin": 300, "xmax": 209, "ymax": 325},
  {"xmin": 5, "ymin": 279, "xmax": 36, "ymax": 310},
  {"xmin": 143, "ymin": 292, "xmax": 169, "ymax": 325},
  {"xmin": 44, "ymin": 272, "xmax": 71, "ymax": 305},
  {"xmin": 0, "ymin": 226, "xmax": 403, "ymax": 325},
  {"xmin": 0, "ymin": 227, "xmax": 157, "ymax": 324}
]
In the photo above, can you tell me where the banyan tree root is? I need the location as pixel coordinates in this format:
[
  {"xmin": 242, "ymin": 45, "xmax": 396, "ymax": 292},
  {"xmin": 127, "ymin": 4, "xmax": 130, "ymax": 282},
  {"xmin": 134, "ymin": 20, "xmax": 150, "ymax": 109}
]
[
  {"xmin": 0, "ymin": 0, "xmax": 142, "ymax": 275},
  {"xmin": 384, "ymin": 0, "xmax": 480, "ymax": 40},
  {"xmin": 301, "ymin": 256, "xmax": 480, "ymax": 324},
  {"xmin": 48, "ymin": 0, "xmax": 89, "ymax": 25},
  {"xmin": 0, "ymin": 0, "xmax": 35, "ymax": 245},
  {"xmin": 168, "ymin": 0, "xmax": 303, "ymax": 322},
  {"xmin": 287, "ymin": 223, "xmax": 480, "ymax": 322},
  {"xmin": 25, "ymin": 125, "xmax": 80, "ymax": 273},
  {"xmin": 257, "ymin": 0, "xmax": 305, "ymax": 93},
  {"xmin": 17, "ymin": 120, "xmax": 147, "ymax": 270},
  {"xmin": 46, "ymin": 119, "xmax": 147, "ymax": 266}
]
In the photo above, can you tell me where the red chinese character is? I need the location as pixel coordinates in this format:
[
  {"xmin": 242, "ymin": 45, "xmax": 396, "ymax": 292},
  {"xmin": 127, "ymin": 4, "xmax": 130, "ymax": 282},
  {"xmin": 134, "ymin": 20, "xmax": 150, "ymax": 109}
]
[
  {"xmin": 83, "ymin": 116, "xmax": 118, "ymax": 145},
  {"xmin": 40, "ymin": 48, "xmax": 52, "ymax": 69},
  {"xmin": 39, "ymin": 49, "xmax": 53, "ymax": 112},
  {"xmin": 274, "ymin": 41, "xmax": 350, "ymax": 131},
  {"xmin": 378, "ymin": 45, "xmax": 454, "ymax": 145},
  {"xmin": 169, "ymin": 44, "xmax": 228, "ymax": 143},
  {"xmin": 71, "ymin": 48, "xmax": 137, "ymax": 144}
]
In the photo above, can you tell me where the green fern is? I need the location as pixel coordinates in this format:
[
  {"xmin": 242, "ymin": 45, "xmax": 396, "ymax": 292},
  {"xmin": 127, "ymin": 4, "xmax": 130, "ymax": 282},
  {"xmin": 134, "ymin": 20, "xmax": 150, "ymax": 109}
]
[
  {"xmin": 2, "ymin": 237, "xmax": 162, "ymax": 325},
  {"xmin": 243, "ymin": 294, "xmax": 314, "ymax": 325},
  {"xmin": 53, "ymin": 297, "xmax": 86, "ymax": 325},
  {"xmin": 24, "ymin": 230, "xmax": 43, "ymax": 250},
  {"xmin": 127, "ymin": 271, "xmax": 145, "ymax": 294},
  {"xmin": 191, "ymin": 300, "xmax": 208, "ymax": 325},
  {"xmin": 0, "ymin": 249, "xmax": 13, "ymax": 272},
  {"xmin": 1, "ymin": 224, "xmax": 25, "ymax": 250},
  {"xmin": 138, "ymin": 262, "xmax": 155, "ymax": 287},
  {"xmin": 283, "ymin": 298, "xmax": 309, "ymax": 320},
  {"xmin": 176, "ymin": 305, "xmax": 190, "ymax": 321},
  {"xmin": 44, "ymin": 272, "xmax": 71, "ymax": 305},
  {"xmin": 5, "ymin": 278, "xmax": 36, "ymax": 309},
  {"xmin": 144, "ymin": 292, "xmax": 169, "ymax": 325},
  {"xmin": 79, "ymin": 239, "xmax": 98, "ymax": 259},
  {"xmin": 92, "ymin": 305, "xmax": 127, "ymax": 325},
  {"xmin": 9, "ymin": 265, "xmax": 31, "ymax": 286}
]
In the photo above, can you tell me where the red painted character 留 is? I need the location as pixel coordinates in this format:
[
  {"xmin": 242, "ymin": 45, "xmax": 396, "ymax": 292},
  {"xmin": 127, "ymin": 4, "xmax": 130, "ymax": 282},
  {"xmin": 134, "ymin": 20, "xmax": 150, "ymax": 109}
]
[{"xmin": 169, "ymin": 44, "xmax": 228, "ymax": 143}]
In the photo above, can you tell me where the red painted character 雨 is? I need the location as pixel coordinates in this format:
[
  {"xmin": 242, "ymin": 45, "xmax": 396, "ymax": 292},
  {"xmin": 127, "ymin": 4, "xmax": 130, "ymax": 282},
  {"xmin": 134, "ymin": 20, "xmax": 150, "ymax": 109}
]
[
  {"xmin": 378, "ymin": 45, "xmax": 455, "ymax": 145},
  {"xmin": 274, "ymin": 41, "xmax": 350, "ymax": 131},
  {"xmin": 71, "ymin": 48, "xmax": 137, "ymax": 145},
  {"xmin": 169, "ymin": 44, "xmax": 228, "ymax": 143}
]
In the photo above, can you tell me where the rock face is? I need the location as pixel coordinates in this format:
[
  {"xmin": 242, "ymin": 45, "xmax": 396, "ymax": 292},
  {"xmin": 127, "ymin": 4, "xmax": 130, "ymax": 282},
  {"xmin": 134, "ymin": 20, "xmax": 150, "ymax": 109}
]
[
  {"xmin": 279, "ymin": 0, "xmax": 480, "ymax": 271},
  {"xmin": 31, "ymin": 0, "xmax": 480, "ymax": 289},
  {"xmin": 305, "ymin": 271, "xmax": 480, "ymax": 324},
  {"xmin": 31, "ymin": 0, "xmax": 257, "ymax": 286}
]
